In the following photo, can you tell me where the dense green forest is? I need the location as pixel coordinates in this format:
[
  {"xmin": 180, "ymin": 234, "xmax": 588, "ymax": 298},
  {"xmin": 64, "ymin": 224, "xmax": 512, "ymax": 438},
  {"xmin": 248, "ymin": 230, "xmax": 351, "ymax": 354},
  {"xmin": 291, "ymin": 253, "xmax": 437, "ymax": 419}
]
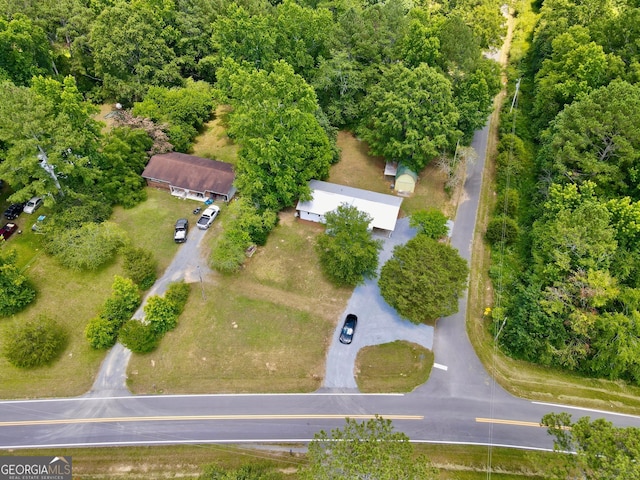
[{"xmin": 491, "ymin": 0, "xmax": 640, "ymax": 383}]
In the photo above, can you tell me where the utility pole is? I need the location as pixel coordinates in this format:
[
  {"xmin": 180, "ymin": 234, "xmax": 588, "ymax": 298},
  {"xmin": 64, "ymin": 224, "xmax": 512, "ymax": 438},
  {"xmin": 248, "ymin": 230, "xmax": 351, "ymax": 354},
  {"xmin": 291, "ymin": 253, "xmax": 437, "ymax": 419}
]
[{"xmin": 510, "ymin": 78, "xmax": 521, "ymax": 113}]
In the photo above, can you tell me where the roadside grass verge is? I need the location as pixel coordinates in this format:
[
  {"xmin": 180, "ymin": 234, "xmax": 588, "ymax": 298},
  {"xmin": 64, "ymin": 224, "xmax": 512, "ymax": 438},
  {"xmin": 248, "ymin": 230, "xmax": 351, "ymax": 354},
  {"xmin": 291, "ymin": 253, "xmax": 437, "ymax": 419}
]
[
  {"xmin": 127, "ymin": 212, "xmax": 352, "ymax": 394},
  {"xmin": 0, "ymin": 444, "xmax": 560, "ymax": 479},
  {"xmin": 422, "ymin": 443, "xmax": 560, "ymax": 479},
  {"xmin": 0, "ymin": 445, "xmax": 301, "ymax": 479},
  {"xmin": 356, "ymin": 341, "xmax": 434, "ymax": 393}
]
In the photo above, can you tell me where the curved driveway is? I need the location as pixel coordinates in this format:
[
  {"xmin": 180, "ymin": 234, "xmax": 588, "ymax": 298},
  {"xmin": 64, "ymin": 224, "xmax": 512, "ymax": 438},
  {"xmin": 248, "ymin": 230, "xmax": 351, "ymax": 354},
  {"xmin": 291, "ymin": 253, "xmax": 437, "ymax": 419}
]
[{"xmin": 322, "ymin": 218, "xmax": 433, "ymax": 391}]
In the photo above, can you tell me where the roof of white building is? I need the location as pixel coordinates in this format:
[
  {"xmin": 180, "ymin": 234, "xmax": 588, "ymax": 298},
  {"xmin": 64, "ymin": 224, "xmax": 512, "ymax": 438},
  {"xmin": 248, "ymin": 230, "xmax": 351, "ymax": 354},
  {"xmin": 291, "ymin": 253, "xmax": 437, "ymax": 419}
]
[{"xmin": 296, "ymin": 180, "xmax": 403, "ymax": 232}]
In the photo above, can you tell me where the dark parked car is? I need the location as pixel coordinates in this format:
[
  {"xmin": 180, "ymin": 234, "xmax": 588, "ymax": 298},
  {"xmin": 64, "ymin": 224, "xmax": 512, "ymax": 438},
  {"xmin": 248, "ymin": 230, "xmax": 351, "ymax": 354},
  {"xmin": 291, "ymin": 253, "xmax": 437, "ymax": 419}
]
[
  {"xmin": 174, "ymin": 218, "xmax": 189, "ymax": 243},
  {"xmin": 4, "ymin": 203, "xmax": 24, "ymax": 220},
  {"xmin": 0, "ymin": 222, "xmax": 19, "ymax": 241},
  {"xmin": 339, "ymin": 314, "xmax": 358, "ymax": 344}
]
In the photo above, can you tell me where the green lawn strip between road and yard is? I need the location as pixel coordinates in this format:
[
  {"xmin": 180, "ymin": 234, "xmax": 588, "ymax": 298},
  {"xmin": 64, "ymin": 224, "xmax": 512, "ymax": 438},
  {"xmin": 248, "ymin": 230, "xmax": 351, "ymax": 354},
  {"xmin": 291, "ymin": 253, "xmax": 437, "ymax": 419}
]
[{"xmin": 356, "ymin": 341, "xmax": 434, "ymax": 393}]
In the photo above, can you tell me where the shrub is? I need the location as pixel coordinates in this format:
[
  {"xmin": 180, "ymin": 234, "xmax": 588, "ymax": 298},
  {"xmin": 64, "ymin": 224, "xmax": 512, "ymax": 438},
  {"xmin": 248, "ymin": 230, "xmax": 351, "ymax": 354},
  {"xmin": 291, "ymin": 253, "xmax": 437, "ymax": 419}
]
[
  {"xmin": 210, "ymin": 233, "xmax": 248, "ymax": 274},
  {"xmin": 0, "ymin": 250, "xmax": 37, "ymax": 317},
  {"xmin": 85, "ymin": 315, "xmax": 119, "ymax": 349},
  {"xmin": 45, "ymin": 221, "xmax": 127, "ymax": 271},
  {"xmin": 84, "ymin": 276, "xmax": 141, "ymax": 349},
  {"xmin": 485, "ymin": 216, "xmax": 520, "ymax": 246},
  {"xmin": 164, "ymin": 281, "xmax": 190, "ymax": 315},
  {"xmin": 144, "ymin": 295, "xmax": 178, "ymax": 334},
  {"xmin": 119, "ymin": 319, "xmax": 160, "ymax": 353},
  {"xmin": 47, "ymin": 195, "xmax": 113, "ymax": 230},
  {"xmin": 409, "ymin": 209, "xmax": 449, "ymax": 239},
  {"xmin": 3, "ymin": 316, "xmax": 67, "ymax": 368},
  {"xmin": 103, "ymin": 276, "xmax": 141, "ymax": 322},
  {"xmin": 122, "ymin": 246, "xmax": 157, "ymax": 290}
]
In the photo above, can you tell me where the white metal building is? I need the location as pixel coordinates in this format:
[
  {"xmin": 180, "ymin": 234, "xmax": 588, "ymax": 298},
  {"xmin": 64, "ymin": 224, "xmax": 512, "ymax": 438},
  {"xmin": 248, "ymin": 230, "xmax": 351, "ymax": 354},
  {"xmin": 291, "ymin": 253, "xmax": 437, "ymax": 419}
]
[{"xmin": 296, "ymin": 180, "xmax": 403, "ymax": 234}]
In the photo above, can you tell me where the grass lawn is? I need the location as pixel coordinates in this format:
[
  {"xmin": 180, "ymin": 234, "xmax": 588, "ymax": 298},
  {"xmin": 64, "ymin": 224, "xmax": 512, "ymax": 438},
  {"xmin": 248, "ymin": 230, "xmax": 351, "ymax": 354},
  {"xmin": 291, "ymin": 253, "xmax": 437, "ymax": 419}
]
[
  {"xmin": 0, "ymin": 238, "xmax": 118, "ymax": 399},
  {"xmin": 127, "ymin": 210, "xmax": 351, "ymax": 394},
  {"xmin": 0, "ymin": 189, "xmax": 204, "ymax": 399},
  {"xmin": 356, "ymin": 341, "xmax": 434, "ymax": 393},
  {"xmin": 422, "ymin": 444, "xmax": 561, "ymax": 479},
  {"xmin": 191, "ymin": 105, "xmax": 239, "ymax": 165},
  {"xmin": 329, "ymin": 131, "xmax": 454, "ymax": 218},
  {"xmin": 0, "ymin": 443, "xmax": 560, "ymax": 479}
]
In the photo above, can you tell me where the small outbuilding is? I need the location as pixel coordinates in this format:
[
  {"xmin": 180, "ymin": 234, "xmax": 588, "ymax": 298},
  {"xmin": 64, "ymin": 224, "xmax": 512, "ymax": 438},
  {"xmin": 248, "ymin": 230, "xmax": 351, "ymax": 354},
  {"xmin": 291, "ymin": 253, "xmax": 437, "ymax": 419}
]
[
  {"xmin": 296, "ymin": 180, "xmax": 403, "ymax": 235},
  {"xmin": 394, "ymin": 164, "xmax": 418, "ymax": 196},
  {"xmin": 384, "ymin": 161, "xmax": 398, "ymax": 181},
  {"xmin": 142, "ymin": 152, "xmax": 236, "ymax": 202}
]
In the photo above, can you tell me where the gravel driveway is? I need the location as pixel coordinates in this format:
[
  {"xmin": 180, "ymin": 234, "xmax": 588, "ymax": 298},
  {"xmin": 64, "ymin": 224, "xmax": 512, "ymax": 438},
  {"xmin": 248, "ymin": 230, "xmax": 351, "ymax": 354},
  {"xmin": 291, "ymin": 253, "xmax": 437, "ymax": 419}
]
[
  {"xmin": 321, "ymin": 217, "xmax": 434, "ymax": 391},
  {"xmin": 87, "ymin": 219, "xmax": 214, "ymax": 397}
]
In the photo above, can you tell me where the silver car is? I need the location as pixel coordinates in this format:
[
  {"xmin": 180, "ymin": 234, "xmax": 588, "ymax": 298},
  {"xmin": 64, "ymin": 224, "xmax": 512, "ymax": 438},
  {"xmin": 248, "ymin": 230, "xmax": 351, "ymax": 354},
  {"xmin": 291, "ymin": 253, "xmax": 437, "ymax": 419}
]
[{"xmin": 196, "ymin": 205, "xmax": 220, "ymax": 230}]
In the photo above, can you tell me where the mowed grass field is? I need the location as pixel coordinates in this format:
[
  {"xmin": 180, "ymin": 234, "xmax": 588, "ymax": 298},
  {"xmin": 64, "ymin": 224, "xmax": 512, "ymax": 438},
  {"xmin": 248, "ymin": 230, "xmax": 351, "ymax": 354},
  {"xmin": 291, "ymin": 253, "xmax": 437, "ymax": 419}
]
[{"xmin": 356, "ymin": 341, "xmax": 434, "ymax": 393}]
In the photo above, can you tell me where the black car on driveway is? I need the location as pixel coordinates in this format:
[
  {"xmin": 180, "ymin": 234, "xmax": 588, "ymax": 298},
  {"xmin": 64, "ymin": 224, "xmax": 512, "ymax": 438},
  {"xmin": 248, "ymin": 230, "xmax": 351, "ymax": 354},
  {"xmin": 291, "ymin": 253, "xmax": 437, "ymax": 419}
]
[
  {"xmin": 339, "ymin": 314, "xmax": 358, "ymax": 344},
  {"xmin": 4, "ymin": 203, "xmax": 24, "ymax": 220}
]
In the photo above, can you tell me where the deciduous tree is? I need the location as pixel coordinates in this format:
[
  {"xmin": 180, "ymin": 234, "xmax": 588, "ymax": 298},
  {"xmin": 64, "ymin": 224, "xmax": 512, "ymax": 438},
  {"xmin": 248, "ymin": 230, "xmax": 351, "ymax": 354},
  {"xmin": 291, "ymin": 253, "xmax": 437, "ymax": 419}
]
[
  {"xmin": 90, "ymin": 0, "xmax": 181, "ymax": 103},
  {"xmin": 301, "ymin": 416, "xmax": 437, "ymax": 479},
  {"xmin": 220, "ymin": 60, "xmax": 335, "ymax": 210},
  {"xmin": 409, "ymin": 209, "xmax": 449, "ymax": 239},
  {"xmin": 358, "ymin": 62, "xmax": 460, "ymax": 173},
  {"xmin": 0, "ymin": 250, "xmax": 37, "ymax": 317},
  {"xmin": 0, "ymin": 13, "xmax": 52, "ymax": 85},
  {"xmin": 542, "ymin": 413, "xmax": 640, "ymax": 479},
  {"xmin": 0, "ymin": 76, "xmax": 102, "ymax": 202},
  {"xmin": 316, "ymin": 204, "xmax": 382, "ymax": 287},
  {"xmin": 538, "ymin": 80, "xmax": 640, "ymax": 200},
  {"xmin": 379, "ymin": 235, "xmax": 468, "ymax": 323}
]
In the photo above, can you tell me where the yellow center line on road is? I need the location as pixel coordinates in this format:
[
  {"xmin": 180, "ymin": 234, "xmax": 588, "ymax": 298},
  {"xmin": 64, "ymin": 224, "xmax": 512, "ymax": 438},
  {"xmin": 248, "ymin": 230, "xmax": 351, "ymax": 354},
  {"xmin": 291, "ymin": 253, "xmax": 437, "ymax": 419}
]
[
  {"xmin": 0, "ymin": 414, "xmax": 424, "ymax": 427},
  {"xmin": 476, "ymin": 418, "xmax": 544, "ymax": 428}
]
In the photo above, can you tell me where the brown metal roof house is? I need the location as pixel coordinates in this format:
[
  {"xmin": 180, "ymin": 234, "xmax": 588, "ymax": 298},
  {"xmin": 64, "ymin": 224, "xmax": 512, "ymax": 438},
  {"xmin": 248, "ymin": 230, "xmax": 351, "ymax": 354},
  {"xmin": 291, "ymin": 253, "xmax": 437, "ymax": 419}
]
[{"xmin": 142, "ymin": 152, "xmax": 236, "ymax": 202}]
